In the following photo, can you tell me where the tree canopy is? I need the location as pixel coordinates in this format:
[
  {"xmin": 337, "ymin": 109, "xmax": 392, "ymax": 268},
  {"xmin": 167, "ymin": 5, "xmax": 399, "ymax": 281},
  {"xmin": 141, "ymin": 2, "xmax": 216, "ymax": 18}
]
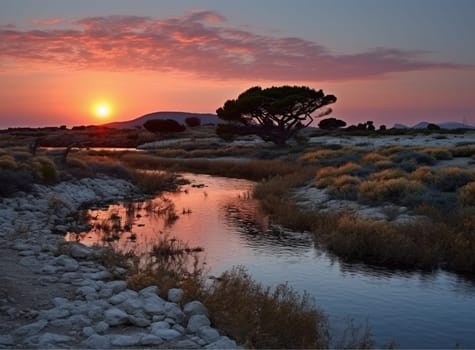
[
  {"xmin": 143, "ymin": 119, "xmax": 186, "ymax": 133},
  {"xmin": 318, "ymin": 117, "xmax": 346, "ymax": 130},
  {"xmin": 216, "ymin": 86, "xmax": 336, "ymax": 146}
]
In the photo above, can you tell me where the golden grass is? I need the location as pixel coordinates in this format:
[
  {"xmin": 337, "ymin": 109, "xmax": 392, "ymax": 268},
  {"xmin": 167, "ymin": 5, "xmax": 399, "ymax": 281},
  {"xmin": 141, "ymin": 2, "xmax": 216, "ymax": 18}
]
[
  {"xmin": 458, "ymin": 182, "xmax": 475, "ymax": 207},
  {"xmin": 121, "ymin": 152, "xmax": 297, "ymax": 181},
  {"xmin": 204, "ymin": 266, "xmax": 329, "ymax": 349},
  {"xmin": 358, "ymin": 178, "xmax": 425, "ymax": 204}
]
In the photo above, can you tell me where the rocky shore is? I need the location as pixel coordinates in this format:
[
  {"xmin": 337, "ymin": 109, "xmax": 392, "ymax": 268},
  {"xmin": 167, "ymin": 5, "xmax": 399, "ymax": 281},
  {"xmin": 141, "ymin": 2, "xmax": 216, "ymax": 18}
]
[{"xmin": 0, "ymin": 176, "xmax": 238, "ymax": 349}]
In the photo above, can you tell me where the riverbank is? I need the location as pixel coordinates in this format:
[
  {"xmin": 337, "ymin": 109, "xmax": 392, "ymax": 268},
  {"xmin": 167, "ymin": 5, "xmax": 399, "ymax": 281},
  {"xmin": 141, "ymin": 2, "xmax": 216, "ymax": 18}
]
[{"xmin": 0, "ymin": 176, "xmax": 238, "ymax": 349}]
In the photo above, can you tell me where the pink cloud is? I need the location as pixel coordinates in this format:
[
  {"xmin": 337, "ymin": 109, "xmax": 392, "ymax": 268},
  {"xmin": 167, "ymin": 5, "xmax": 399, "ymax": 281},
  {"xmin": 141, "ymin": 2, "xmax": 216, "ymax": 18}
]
[{"xmin": 0, "ymin": 11, "xmax": 469, "ymax": 81}]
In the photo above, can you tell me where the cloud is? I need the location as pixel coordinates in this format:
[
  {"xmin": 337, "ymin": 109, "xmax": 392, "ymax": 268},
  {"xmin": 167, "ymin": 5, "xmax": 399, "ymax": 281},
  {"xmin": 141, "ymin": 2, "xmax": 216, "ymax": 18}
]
[
  {"xmin": 31, "ymin": 18, "xmax": 64, "ymax": 25},
  {"xmin": 0, "ymin": 11, "xmax": 468, "ymax": 81}
]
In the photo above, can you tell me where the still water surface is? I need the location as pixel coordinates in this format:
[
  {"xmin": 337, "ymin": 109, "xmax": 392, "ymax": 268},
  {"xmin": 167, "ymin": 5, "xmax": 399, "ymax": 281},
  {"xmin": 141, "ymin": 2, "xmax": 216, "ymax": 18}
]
[{"xmin": 67, "ymin": 173, "xmax": 475, "ymax": 348}]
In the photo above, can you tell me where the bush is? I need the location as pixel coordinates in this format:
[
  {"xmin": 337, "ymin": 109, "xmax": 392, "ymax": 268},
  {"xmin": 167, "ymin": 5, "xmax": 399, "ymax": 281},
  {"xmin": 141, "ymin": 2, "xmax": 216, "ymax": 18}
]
[
  {"xmin": 423, "ymin": 147, "xmax": 453, "ymax": 160},
  {"xmin": 32, "ymin": 156, "xmax": 58, "ymax": 183},
  {"xmin": 0, "ymin": 168, "xmax": 33, "ymax": 196},
  {"xmin": 315, "ymin": 163, "xmax": 362, "ymax": 188},
  {"xmin": 204, "ymin": 266, "xmax": 329, "ymax": 349},
  {"xmin": 434, "ymin": 167, "xmax": 475, "ymax": 192},
  {"xmin": 143, "ymin": 119, "xmax": 186, "ymax": 133},
  {"xmin": 458, "ymin": 182, "xmax": 475, "ymax": 207},
  {"xmin": 328, "ymin": 175, "xmax": 361, "ymax": 200},
  {"xmin": 0, "ymin": 154, "xmax": 18, "ymax": 169},
  {"xmin": 185, "ymin": 116, "xmax": 201, "ymax": 127},
  {"xmin": 318, "ymin": 117, "xmax": 346, "ymax": 130},
  {"xmin": 358, "ymin": 178, "xmax": 426, "ymax": 205},
  {"xmin": 391, "ymin": 150, "xmax": 437, "ymax": 166}
]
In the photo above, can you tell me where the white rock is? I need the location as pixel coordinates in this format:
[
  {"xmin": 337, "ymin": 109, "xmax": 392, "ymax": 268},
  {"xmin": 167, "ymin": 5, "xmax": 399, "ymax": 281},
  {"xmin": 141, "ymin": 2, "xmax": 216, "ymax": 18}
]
[
  {"xmin": 0, "ymin": 335, "xmax": 14, "ymax": 345},
  {"xmin": 82, "ymin": 326, "xmax": 95, "ymax": 337},
  {"xmin": 40, "ymin": 307, "xmax": 71, "ymax": 321},
  {"xmin": 105, "ymin": 280, "xmax": 127, "ymax": 294},
  {"xmin": 83, "ymin": 334, "xmax": 110, "ymax": 348},
  {"xmin": 164, "ymin": 302, "xmax": 185, "ymax": 324},
  {"xmin": 128, "ymin": 314, "xmax": 151, "ymax": 327},
  {"xmin": 150, "ymin": 328, "xmax": 181, "ymax": 341},
  {"xmin": 69, "ymin": 242, "xmax": 93, "ymax": 259},
  {"xmin": 198, "ymin": 326, "xmax": 220, "ymax": 343},
  {"xmin": 183, "ymin": 300, "xmax": 209, "ymax": 319},
  {"xmin": 94, "ymin": 321, "xmax": 109, "ymax": 334},
  {"xmin": 150, "ymin": 321, "xmax": 171, "ymax": 332},
  {"xmin": 187, "ymin": 314, "xmax": 211, "ymax": 333},
  {"xmin": 175, "ymin": 339, "xmax": 200, "ymax": 348},
  {"xmin": 138, "ymin": 285, "xmax": 159, "ymax": 296},
  {"xmin": 140, "ymin": 334, "xmax": 164, "ymax": 346},
  {"xmin": 119, "ymin": 296, "xmax": 144, "ymax": 315},
  {"xmin": 38, "ymin": 332, "xmax": 71, "ymax": 347},
  {"xmin": 168, "ymin": 288, "xmax": 184, "ymax": 303},
  {"xmin": 55, "ymin": 255, "xmax": 79, "ymax": 272},
  {"xmin": 104, "ymin": 307, "xmax": 129, "ymax": 326},
  {"xmin": 109, "ymin": 289, "xmax": 138, "ymax": 305},
  {"xmin": 205, "ymin": 336, "xmax": 238, "ymax": 349},
  {"xmin": 110, "ymin": 334, "xmax": 142, "ymax": 347},
  {"xmin": 13, "ymin": 319, "xmax": 48, "ymax": 337}
]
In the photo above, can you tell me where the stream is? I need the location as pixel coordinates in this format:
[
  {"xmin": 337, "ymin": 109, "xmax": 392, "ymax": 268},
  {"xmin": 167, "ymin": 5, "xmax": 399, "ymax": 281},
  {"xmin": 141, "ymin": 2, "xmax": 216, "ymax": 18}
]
[{"xmin": 66, "ymin": 173, "xmax": 475, "ymax": 348}]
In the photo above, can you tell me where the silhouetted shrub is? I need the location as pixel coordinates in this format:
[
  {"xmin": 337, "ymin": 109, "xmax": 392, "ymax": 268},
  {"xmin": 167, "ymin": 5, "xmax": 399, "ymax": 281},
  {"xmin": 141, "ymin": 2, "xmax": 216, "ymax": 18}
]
[
  {"xmin": 318, "ymin": 117, "xmax": 346, "ymax": 130},
  {"xmin": 143, "ymin": 119, "xmax": 186, "ymax": 133},
  {"xmin": 184, "ymin": 116, "xmax": 201, "ymax": 127},
  {"xmin": 0, "ymin": 168, "xmax": 33, "ymax": 196},
  {"xmin": 427, "ymin": 123, "xmax": 441, "ymax": 130}
]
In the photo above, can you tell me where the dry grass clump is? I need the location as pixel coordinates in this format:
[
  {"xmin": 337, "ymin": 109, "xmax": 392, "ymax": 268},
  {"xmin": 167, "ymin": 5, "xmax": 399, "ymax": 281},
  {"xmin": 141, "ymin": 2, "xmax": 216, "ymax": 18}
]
[
  {"xmin": 319, "ymin": 213, "xmax": 446, "ymax": 269},
  {"xmin": 0, "ymin": 154, "xmax": 18, "ymax": 169},
  {"xmin": 328, "ymin": 175, "xmax": 361, "ymax": 199},
  {"xmin": 368, "ymin": 168, "xmax": 407, "ymax": 181},
  {"xmin": 203, "ymin": 266, "xmax": 329, "ymax": 349},
  {"xmin": 128, "ymin": 169, "xmax": 182, "ymax": 194},
  {"xmin": 433, "ymin": 167, "xmax": 475, "ymax": 192},
  {"xmin": 121, "ymin": 153, "xmax": 296, "ymax": 181},
  {"xmin": 127, "ymin": 235, "xmax": 206, "ymax": 302},
  {"xmin": 31, "ymin": 156, "xmax": 58, "ymax": 183},
  {"xmin": 410, "ymin": 166, "xmax": 436, "ymax": 185},
  {"xmin": 449, "ymin": 145, "xmax": 475, "ymax": 158},
  {"xmin": 421, "ymin": 147, "xmax": 453, "ymax": 160},
  {"xmin": 358, "ymin": 178, "xmax": 426, "ymax": 205},
  {"xmin": 362, "ymin": 152, "xmax": 388, "ymax": 164},
  {"xmin": 315, "ymin": 162, "xmax": 362, "ymax": 188},
  {"xmin": 458, "ymin": 182, "xmax": 475, "ymax": 207},
  {"xmin": 300, "ymin": 149, "xmax": 344, "ymax": 162}
]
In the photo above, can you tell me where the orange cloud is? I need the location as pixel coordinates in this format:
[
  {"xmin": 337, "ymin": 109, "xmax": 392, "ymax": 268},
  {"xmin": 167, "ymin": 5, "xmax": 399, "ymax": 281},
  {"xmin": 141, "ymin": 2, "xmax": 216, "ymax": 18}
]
[{"xmin": 0, "ymin": 11, "xmax": 470, "ymax": 81}]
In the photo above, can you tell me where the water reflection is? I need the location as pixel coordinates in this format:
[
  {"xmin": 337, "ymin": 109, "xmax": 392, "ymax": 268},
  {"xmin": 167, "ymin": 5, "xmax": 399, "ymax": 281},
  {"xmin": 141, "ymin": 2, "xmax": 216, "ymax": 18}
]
[{"xmin": 65, "ymin": 173, "xmax": 475, "ymax": 348}]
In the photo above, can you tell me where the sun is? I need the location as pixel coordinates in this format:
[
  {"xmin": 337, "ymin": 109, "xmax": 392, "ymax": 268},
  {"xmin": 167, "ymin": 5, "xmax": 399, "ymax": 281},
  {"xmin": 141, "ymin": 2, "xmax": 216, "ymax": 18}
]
[{"xmin": 92, "ymin": 102, "xmax": 113, "ymax": 120}]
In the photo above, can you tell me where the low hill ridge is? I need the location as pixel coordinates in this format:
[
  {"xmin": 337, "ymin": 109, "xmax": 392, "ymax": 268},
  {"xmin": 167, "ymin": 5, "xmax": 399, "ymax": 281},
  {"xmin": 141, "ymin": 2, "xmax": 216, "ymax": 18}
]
[{"xmin": 103, "ymin": 111, "xmax": 220, "ymax": 129}]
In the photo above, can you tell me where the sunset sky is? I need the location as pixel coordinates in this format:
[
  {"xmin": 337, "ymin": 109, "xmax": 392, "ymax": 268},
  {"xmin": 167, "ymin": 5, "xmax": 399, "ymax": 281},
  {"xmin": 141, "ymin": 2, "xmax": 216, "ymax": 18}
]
[{"xmin": 1, "ymin": 0, "xmax": 474, "ymax": 128}]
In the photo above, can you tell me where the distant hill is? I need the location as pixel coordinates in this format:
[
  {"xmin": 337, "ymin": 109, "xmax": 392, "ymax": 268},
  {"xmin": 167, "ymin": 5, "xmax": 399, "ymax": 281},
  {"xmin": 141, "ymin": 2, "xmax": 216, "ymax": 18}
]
[
  {"xmin": 392, "ymin": 121, "xmax": 475, "ymax": 130},
  {"xmin": 103, "ymin": 111, "xmax": 221, "ymax": 129}
]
